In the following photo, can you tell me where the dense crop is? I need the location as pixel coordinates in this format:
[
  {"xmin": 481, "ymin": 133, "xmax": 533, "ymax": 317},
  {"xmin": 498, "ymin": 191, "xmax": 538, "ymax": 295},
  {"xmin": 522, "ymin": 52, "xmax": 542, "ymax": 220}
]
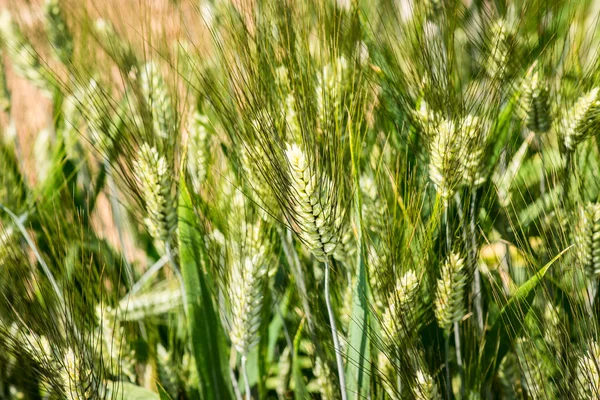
[{"xmin": 1, "ymin": 0, "xmax": 600, "ymax": 399}]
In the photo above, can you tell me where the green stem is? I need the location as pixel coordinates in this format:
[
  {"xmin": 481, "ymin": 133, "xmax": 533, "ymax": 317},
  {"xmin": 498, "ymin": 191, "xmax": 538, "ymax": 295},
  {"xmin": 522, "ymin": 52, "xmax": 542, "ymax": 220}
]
[
  {"xmin": 165, "ymin": 241, "xmax": 188, "ymax": 319},
  {"xmin": 325, "ymin": 260, "xmax": 347, "ymax": 400},
  {"xmin": 241, "ymin": 354, "xmax": 251, "ymax": 400}
]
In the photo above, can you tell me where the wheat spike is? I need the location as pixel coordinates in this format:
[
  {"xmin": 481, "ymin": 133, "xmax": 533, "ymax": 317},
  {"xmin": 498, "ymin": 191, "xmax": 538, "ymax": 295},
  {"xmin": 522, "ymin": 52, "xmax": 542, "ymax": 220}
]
[
  {"xmin": 228, "ymin": 221, "xmax": 270, "ymax": 355},
  {"xmin": 44, "ymin": 0, "xmax": 73, "ymax": 65},
  {"xmin": 141, "ymin": 61, "xmax": 175, "ymax": 140},
  {"xmin": 157, "ymin": 344, "xmax": 180, "ymax": 398},
  {"xmin": 576, "ymin": 340, "xmax": 600, "ymax": 399},
  {"xmin": 574, "ymin": 203, "xmax": 600, "ymax": 279},
  {"xmin": 429, "ymin": 119, "xmax": 465, "ymax": 202},
  {"xmin": 414, "ymin": 369, "xmax": 441, "ymax": 400},
  {"xmin": 0, "ymin": 10, "xmax": 53, "ymax": 94},
  {"xmin": 115, "ymin": 288, "xmax": 182, "ymax": 321},
  {"xmin": 520, "ymin": 66, "xmax": 551, "ymax": 133},
  {"xmin": 514, "ymin": 337, "xmax": 552, "ymax": 400},
  {"xmin": 562, "ymin": 88, "xmax": 600, "ymax": 152},
  {"xmin": 485, "ymin": 19, "xmax": 514, "ymax": 80},
  {"xmin": 134, "ymin": 143, "xmax": 177, "ymax": 246},
  {"xmin": 285, "ymin": 143, "xmax": 340, "ymax": 261},
  {"xmin": 316, "ymin": 56, "xmax": 348, "ymax": 125},
  {"xmin": 96, "ymin": 306, "xmax": 136, "ymax": 382},
  {"xmin": 434, "ymin": 253, "xmax": 467, "ymax": 331},
  {"xmin": 93, "ymin": 19, "xmax": 137, "ymax": 72},
  {"xmin": 314, "ymin": 356, "xmax": 336, "ymax": 400},
  {"xmin": 382, "ymin": 270, "xmax": 420, "ymax": 345},
  {"xmin": 187, "ymin": 111, "xmax": 211, "ymax": 191},
  {"xmin": 460, "ymin": 115, "xmax": 488, "ymax": 187},
  {"xmin": 498, "ymin": 351, "xmax": 523, "ymax": 399}
]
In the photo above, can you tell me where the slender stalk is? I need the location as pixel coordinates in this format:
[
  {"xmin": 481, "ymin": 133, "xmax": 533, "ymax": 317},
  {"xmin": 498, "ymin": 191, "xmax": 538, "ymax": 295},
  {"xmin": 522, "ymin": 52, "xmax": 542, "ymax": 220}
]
[
  {"xmin": 444, "ymin": 333, "xmax": 451, "ymax": 400},
  {"xmin": 324, "ymin": 260, "xmax": 347, "ymax": 400},
  {"xmin": 230, "ymin": 364, "xmax": 243, "ymax": 400},
  {"xmin": 126, "ymin": 255, "xmax": 169, "ymax": 297},
  {"xmin": 241, "ymin": 355, "xmax": 251, "ymax": 400},
  {"xmin": 470, "ymin": 191, "xmax": 483, "ymax": 334},
  {"xmin": 165, "ymin": 241, "xmax": 188, "ymax": 319}
]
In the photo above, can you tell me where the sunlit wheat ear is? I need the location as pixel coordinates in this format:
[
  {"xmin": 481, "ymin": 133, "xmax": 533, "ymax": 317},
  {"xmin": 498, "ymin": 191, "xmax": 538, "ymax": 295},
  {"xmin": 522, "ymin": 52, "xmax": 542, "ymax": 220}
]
[
  {"xmin": 285, "ymin": 143, "xmax": 340, "ymax": 261},
  {"xmin": 460, "ymin": 115, "xmax": 488, "ymax": 187},
  {"xmin": 414, "ymin": 369, "xmax": 440, "ymax": 400},
  {"xmin": 382, "ymin": 270, "xmax": 420, "ymax": 345},
  {"xmin": 376, "ymin": 351, "xmax": 396, "ymax": 399},
  {"xmin": 562, "ymin": 88, "xmax": 600, "ymax": 152},
  {"xmin": 0, "ymin": 52, "xmax": 10, "ymax": 112},
  {"xmin": 573, "ymin": 203, "xmax": 600, "ymax": 279},
  {"xmin": 74, "ymin": 79, "xmax": 117, "ymax": 154},
  {"xmin": 241, "ymin": 142, "xmax": 278, "ymax": 219},
  {"xmin": 434, "ymin": 253, "xmax": 467, "ymax": 332},
  {"xmin": 316, "ymin": 56, "xmax": 348, "ymax": 126},
  {"xmin": 576, "ymin": 340, "xmax": 600, "ymax": 399},
  {"xmin": 498, "ymin": 352, "xmax": 523, "ymax": 398},
  {"xmin": 157, "ymin": 344, "xmax": 179, "ymax": 398},
  {"xmin": 485, "ymin": 19, "xmax": 514, "ymax": 80},
  {"xmin": 520, "ymin": 65, "xmax": 551, "ymax": 133},
  {"xmin": 0, "ymin": 10, "xmax": 53, "ymax": 95},
  {"xmin": 61, "ymin": 348, "xmax": 94, "ymax": 400},
  {"xmin": 429, "ymin": 119, "xmax": 464, "ymax": 204},
  {"xmin": 93, "ymin": 19, "xmax": 138, "ymax": 72},
  {"xmin": 368, "ymin": 247, "xmax": 390, "ymax": 310},
  {"xmin": 514, "ymin": 337, "xmax": 550, "ymax": 400},
  {"xmin": 96, "ymin": 307, "xmax": 136, "ymax": 382},
  {"xmin": 114, "ymin": 287, "xmax": 182, "ymax": 321},
  {"xmin": 134, "ymin": 143, "xmax": 177, "ymax": 247},
  {"xmin": 542, "ymin": 303, "xmax": 563, "ymax": 351},
  {"xmin": 141, "ymin": 61, "xmax": 175, "ymax": 140},
  {"xmin": 228, "ymin": 221, "xmax": 270, "ymax": 356},
  {"xmin": 44, "ymin": 0, "xmax": 73, "ymax": 66},
  {"xmin": 313, "ymin": 356, "xmax": 336, "ymax": 400},
  {"xmin": 413, "ymin": 99, "xmax": 441, "ymax": 137},
  {"xmin": 187, "ymin": 111, "xmax": 211, "ymax": 192}
]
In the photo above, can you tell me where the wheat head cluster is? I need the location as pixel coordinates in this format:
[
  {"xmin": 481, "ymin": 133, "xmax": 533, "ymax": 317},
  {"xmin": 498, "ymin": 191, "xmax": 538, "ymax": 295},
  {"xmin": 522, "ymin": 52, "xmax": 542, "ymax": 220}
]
[{"xmin": 1, "ymin": 0, "xmax": 600, "ymax": 399}]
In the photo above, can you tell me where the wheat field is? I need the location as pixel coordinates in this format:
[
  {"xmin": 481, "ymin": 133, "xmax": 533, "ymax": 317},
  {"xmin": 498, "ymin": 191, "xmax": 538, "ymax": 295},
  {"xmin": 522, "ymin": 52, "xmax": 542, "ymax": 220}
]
[{"xmin": 0, "ymin": 0, "xmax": 600, "ymax": 399}]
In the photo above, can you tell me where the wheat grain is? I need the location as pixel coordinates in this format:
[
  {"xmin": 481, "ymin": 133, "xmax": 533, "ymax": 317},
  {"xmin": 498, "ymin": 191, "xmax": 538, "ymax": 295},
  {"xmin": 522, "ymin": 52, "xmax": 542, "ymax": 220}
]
[
  {"xmin": 134, "ymin": 143, "xmax": 177, "ymax": 246},
  {"xmin": 285, "ymin": 143, "xmax": 340, "ymax": 261},
  {"xmin": 434, "ymin": 253, "xmax": 467, "ymax": 331}
]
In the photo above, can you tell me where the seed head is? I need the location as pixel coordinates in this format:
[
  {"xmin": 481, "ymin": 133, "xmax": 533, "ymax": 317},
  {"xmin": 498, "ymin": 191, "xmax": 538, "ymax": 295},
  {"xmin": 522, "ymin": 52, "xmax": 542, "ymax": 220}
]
[
  {"xmin": 434, "ymin": 253, "xmax": 467, "ymax": 332},
  {"xmin": 285, "ymin": 143, "xmax": 340, "ymax": 261},
  {"xmin": 0, "ymin": 10, "xmax": 53, "ymax": 94},
  {"xmin": 573, "ymin": 203, "xmax": 600, "ymax": 279},
  {"xmin": 141, "ymin": 61, "xmax": 175, "ymax": 140},
  {"xmin": 429, "ymin": 119, "xmax": 464, "ymax": 202},
  {"xmin": 562, "ymin": 88, "xmax": 600, "ymax": 152},
  {"xmin": 520, "ymin": 66, "xmax": 551, "ymax": 133},
  {"xmin": 44, "ymin": 0, "xmax": 73, "ymax": 65},
  {"xmin": 228, "ymin": 222, "xmax": 270, "ymax": 355},
  {"xmin": 576, "ymin": 340, "xmax": 600, "ymax": 399},
  {"xmin": 187, "ymin": 111, "xmax": 211, "ymax": 191},
  {"xmin": 382, "ymin": 270, "xmax": 420, "ymax": 345},
  {"xmin": 134, "ymin": 144, "xmax": 177, "ymax": 246}
]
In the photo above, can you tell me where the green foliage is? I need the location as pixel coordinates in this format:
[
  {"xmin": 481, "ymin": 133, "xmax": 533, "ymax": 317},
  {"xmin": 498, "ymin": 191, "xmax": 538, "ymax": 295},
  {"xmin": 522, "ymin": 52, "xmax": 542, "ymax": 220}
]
[{"xmin": 0, "ymin": 0, "xmax": 600, "ymax": 399}]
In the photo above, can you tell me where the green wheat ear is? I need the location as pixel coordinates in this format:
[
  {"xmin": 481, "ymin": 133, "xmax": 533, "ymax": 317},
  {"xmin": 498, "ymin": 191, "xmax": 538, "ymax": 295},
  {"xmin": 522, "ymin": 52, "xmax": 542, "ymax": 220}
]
[
  {"xmin": 0, "ymin": 10, "xmax": 54, "ymax": 95},
  {"xmin": 187, "ymin": 111, "xmax": 211, "ymax": 192},
  {"xmin": 44, "ymin": 0, "xmax": 73, "ymax": 66},
  {"xmin": 520, "ymin": 64, "xmax": 551, "ymax": 134},
  {"xmin": 382, "ymin": 269, "xmax": 420, "ymax": 345},
  {"xmin": 134, "ymin": 143, "xmax": 177, "ymax": 247},
  {"xmin": 141, "ymin": 61, "xmax": 175, "ymax": 140},
  {"xmin": 434, "ymin": 253, "xmax": 467, "ymax": 332},
  {"xmin": 576, "ymin": 340, "xmax": 600, "ymax": 399},
  {"xmin": 228, "ymin": 220, "xmax": 270, "ymax": 356},
  {"xmin": 429, "ymin": 119, "xmax": 465, "ymax": 203},
  {"xmin": 562, "ymin": 88, "xmax": 600, "ymax": 152},
  {"xmin": 285, "ymin": 142, "xmax": 340, "ymax": 261},
  {"xmin": 573, "ymin": 203, "xmax": 600, "ymax": 279}
]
